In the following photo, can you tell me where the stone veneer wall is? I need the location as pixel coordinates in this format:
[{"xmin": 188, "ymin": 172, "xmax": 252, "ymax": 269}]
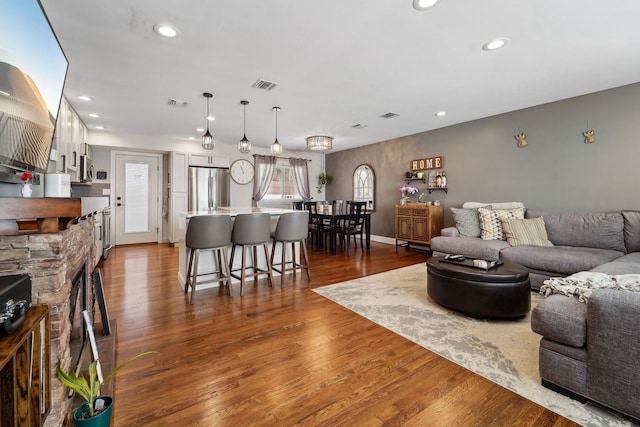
[{"xmin": 0, "ymin": 217, "xmax": 96, "ymax": 427}]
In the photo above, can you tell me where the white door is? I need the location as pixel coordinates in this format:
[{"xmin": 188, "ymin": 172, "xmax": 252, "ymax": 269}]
[{"xmin": 114, "ymin": 153, "xmax": 160, "ymax": 245}]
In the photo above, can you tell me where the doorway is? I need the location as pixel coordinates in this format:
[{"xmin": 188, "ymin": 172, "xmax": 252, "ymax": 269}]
[{"xmin": 113, "ymin": 152, "xmax": 161, "ymax": 245}]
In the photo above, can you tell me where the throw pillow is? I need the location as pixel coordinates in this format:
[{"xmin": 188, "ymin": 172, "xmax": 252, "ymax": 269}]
[
  {"xmin": 501, "ymin": 217, "xmax": 554, "ymax": 247},
  {"xmin": 478, "ymin": 207, "xmax": 525, "ymax": 240},
  {"xmin": 450, "ymin": 206, "xmax": 488, "ymax": 237}
]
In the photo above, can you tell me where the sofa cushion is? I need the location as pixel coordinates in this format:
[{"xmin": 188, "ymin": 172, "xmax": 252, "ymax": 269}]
[
  {"xmin": 622, "ymin": 210, "xmax": 640, "ymax": 252},
  {"xmin": 590, "ymin": 253, "xmax": 640, "ymax": 275},
  {"xmin": 463, "ymin": 201, "xmax": 525, "ymax": 210},
  {"xmin": 450, "ymin": 207, "xmax": 487, "ymax": 237},
  {"xmin": 525, "ymin": 210, "xmax": 626, "ymax": 253},
  {"xmin": 499, "ymin": 245, "xmax": 623, "ymax": 275},
  {"xmin": 531, "ymin": 294, "xmax": 587, "ymax": 348},
  {"xmin": 430, "ymin": 235, "xmax": 509, "ymax": 260},
  {"xmin": 501, "ymin": 217, "xmax": 553, "ymax": 247},
  {"xmin": 478, "ymin": 207, "xmax": 525, "ymax": 240}
]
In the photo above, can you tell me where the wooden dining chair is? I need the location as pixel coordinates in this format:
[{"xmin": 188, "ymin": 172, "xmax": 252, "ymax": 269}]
[{"xmin": 337, "ymin": 201, "xmax": 367, "ymax": 255}]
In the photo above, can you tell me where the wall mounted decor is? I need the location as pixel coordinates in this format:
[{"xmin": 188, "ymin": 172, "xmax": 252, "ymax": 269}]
[
  {"xmin": 583, "ymin": 130, "xmax": 596, "ymax": 143},
  {"xmin": 410, "ymin": 156, "xmax": 443, "ymax": 171},
  {"xmin": 515, "ymin": 132, "xmax": 528, "ymax": 148}
]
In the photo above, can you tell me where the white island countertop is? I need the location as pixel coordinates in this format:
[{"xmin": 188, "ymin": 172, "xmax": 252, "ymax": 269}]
[{"xmin": 184, "ymin": 206, "xmax": 295, "ymax": 219}]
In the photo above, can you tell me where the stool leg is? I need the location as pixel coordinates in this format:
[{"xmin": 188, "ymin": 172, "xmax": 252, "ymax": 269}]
[
  {"xmin": 240, "ymin": 245, "xmax": 247, "ymax": 296},
  {"xmin": 280, "ymin": 241, "xmax": 286, "ymax": 288},
  {"xmin": 301, "ymin": 239, "xmax": 311, "ymax": 281},
  {"xmin": 185, "ymin": 248, "xmax": 194, "ymax": 294},
  {"xmin": 263, "ymin": 243, "xmax": 273, "ymax": 287},
  {"xmin": 190, "ymin": 250, "xmax": 200, "ymax": 304},
  {"xmin": 221, "ymin": 249, "xmax": 231, "ymax": 296},
  {"xmin": 291, "ymin": 242, "xmax": 297, "ymax": 278}
]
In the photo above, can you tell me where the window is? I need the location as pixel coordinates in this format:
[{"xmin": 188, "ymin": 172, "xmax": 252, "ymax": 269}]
[
  {"xmin": 353, "ymin": 164, "xmax": 375, "ymax": 211},
  {"xmin": 262, "ymin": 162, "xmax": 301, "ymax": 200}
]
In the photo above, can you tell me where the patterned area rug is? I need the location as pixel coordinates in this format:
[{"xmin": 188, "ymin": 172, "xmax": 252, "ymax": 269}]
[{"xmin": 313, "ymin": 264, "xmax": 638, "ymax": 427}]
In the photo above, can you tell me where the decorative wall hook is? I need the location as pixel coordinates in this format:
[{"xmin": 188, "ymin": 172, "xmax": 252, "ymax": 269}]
[
  {"xmin": 583, "ymin": 130, "xmax": 595, "ymax": 143},
  {"xmin": 515, "ymin": 132, "xmax": 528, "ymax": 148}
]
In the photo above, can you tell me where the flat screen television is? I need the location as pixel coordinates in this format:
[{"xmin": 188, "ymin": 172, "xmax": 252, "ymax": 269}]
[{"xmin": 0, "ymin": 0, "xmax": 68, "ymax": 173}]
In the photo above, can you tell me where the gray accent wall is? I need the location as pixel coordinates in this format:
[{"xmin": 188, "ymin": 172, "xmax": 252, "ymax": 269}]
[{"xmin": 326, "ymin": 82, "xmax": 640, "ymax": 239}]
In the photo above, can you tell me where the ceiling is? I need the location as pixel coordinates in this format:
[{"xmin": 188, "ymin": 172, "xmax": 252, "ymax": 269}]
[{"xmin": 40, "ymin": 0, "xmax": 640, "ymax": 153}]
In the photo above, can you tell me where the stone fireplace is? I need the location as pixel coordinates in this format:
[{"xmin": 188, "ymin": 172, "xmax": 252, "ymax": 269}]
[{"xmin": 0, "ymin": 199, "xmax": 99, "ymax": 427}]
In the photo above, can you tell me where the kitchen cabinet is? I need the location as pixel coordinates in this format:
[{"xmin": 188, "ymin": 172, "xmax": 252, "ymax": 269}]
[
  {"xmin": 189, "ymin": 154, "xmax": 229, "ymax": 168},
  {"xmin": 395, "ymin": 205, "xmax": 443, "ymax": 251},
  {"xmin": 168, "ymin": 152, "xmax": 189, "ymax": 244},
  {"xmin": 0, "ymin": 305, "xmax": 50, "ymax": 427},
  {"xmin": 53, "ymin": 97, "xmax": 87, "ymax": 175}
]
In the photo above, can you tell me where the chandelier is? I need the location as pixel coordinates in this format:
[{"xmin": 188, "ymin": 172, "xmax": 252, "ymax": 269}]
[
  {"xmin": 238, "ymin": 100, "xmax": 251, "ymax": 153},
  {"xmin": 306, "ymin": 135, "xmax": 334, "ymax": 151},
  {"xmin": 271, "ymin": 106, "xmax": 282, "ymax": 155},
  {"xmin": 201, "ymin": 92, "xmax": 214, "ymax": 150}
]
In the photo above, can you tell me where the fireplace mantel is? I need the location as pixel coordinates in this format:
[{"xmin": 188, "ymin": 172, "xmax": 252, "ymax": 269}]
[{"xmin": 0, "ymin": 197, "xmax": 81, "ymax": 235}]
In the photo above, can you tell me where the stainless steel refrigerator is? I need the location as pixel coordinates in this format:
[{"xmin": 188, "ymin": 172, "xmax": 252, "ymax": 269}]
[{"xmin": 188, "ymin": 166, "xmax": 230, "ymax": 211}]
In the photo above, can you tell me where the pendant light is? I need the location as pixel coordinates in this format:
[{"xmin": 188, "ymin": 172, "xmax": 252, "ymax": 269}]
[
  {"xmin": 201, "ymin": 92, "xmax": 214, "ymax": 150},
  {"xmin": 306, "ymin": 135, "xmax": 334, "ymax": 151},
  {"xmin": 270, "ymin": 106, "xmax": 282, "ymax": 155},
  {"xmin": 238, "ymin": 100, "xmax": 251, "ymax": 153}
]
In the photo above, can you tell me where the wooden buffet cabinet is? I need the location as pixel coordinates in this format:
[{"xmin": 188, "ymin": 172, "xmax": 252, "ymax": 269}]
[
  {"xmin": 0, "ymin": 305, "xmax": 50, "ymax": 427},
  {"xmin": 395, "ymin": 205, "xmax": 443, "ymax": 251}
]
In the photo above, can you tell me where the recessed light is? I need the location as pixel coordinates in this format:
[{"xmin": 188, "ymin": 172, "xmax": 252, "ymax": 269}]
[
  {"xmin": 435, "ymin": 111, "xmax": 447, "ymax": 117},
  {"xmin": 482, "ymin": 38, "xmax": 509, "ymax": 51},
  {"xmin": 153, "ymin": 24, "xmax": 178, "ymax": 38},
  {"xmin": 196, "ymin": 127, "xmax": 204, "ymax": 132},
  {"xmin": 89, "ymin": 113, "xmax": 99, "ymax": 118},
  {"xmin": 413, "ymin": 0, "xmax": 438, "ymax": 10},
  {"xmin": 206, "ymin": 116, "xmax": 215, "ymax": 121},
  {"xmin": 95, "ymin": 125, "xmax": 105, "ymax": 130},
  {"xmin": 188, "ymin": 136, "xmax": 196, "ymax": 140},
  {"xmin": 78, "ymin": 95, "xmax": 93, "ymax": 101}
]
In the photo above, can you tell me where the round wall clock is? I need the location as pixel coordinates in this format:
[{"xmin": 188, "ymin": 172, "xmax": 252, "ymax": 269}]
[{"xmin": 230, "ymin": 159, "xmax": 255, "ymax": 185}]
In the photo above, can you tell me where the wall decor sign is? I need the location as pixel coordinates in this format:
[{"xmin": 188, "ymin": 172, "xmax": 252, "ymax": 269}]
[{"xmin": 411, "ymin": 156, "xmax": 443, "ymax": 171}]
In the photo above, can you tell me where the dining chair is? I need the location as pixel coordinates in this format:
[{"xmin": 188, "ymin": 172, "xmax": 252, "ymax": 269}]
[
  {"xmin": 229, "ymin": 213, "xmax": 274, "ymax": 295},
  {"xmin": 337, "ymin": 201, "xmax": 367, "ymax": 255},
  {"xmin": 292, "ymin": 201, "xmax": 303, "ymax": 210},
  {"xmin": 332, "ymin": 200, "xmax": 344, "ymax": 215},
  {"xmin": 184, "ymin": 215, "xmax": 232, "ymax": 303},
  {"xmin": 270, "ymin": 211, "xmax": 311, "ymax": 288}
]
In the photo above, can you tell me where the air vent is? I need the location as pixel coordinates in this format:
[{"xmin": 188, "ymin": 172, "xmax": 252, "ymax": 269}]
[
  {"xmin": 380, "ymin": 112, "xmax": 399, "ymax": 119},
  {"xmin": 167, "ymin": 98, "xmax": 189, "ymax": 108},
  {"xmin": 252, "ymin": 79, "xmax": 279, "ymax": 91},
  {"xmin": 351, "ymin": 123, "xmax": 368, "ymax": 129}
]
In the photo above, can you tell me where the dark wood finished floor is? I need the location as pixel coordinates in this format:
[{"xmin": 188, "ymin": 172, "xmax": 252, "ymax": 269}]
[{"xmin": 98, "ymin": 242, "xmax": 578, "ymax": 426}]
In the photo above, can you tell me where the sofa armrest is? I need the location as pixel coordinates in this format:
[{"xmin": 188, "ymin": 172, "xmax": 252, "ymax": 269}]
[
  {"xmin": 587, "ymin": 289, "xmax": 640, "ymax": 419},
  {"xmin": 440, "ymin": 227, "xmax": 460, "ymax": 237}
]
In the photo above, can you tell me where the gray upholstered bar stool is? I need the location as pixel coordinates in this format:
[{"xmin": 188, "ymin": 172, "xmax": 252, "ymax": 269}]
[
  {"xmin": 229, "ymin": 213, "xmax": 274, "ymax": 295},
  {"xmin": 184, "ymin": 215, "xmax": 232, "ymax": 304},
  {"xmin": 270, "ymin": 211, "xmax": 311, "ymax": 288}
]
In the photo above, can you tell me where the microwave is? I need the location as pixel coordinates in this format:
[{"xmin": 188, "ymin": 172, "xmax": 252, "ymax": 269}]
[{"xmin": 79, "ymin": 155, "xmax": 94, "ymax": 183}]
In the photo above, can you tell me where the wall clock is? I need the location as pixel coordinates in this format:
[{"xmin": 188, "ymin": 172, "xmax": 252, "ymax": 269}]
[{"xmin": 230, "ymin": 159, "xmax": 254, "ymax": 185}]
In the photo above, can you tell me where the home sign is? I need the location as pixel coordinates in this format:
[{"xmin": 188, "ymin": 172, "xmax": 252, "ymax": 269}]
[{"xmin": 411, "ymin": 156, "xmax": 443, "ymax": 171}]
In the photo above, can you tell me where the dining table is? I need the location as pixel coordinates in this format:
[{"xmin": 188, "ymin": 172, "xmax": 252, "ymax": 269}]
[{"xmin": 311, "ymin": 210, "xmax": 371, "ymax": 255}]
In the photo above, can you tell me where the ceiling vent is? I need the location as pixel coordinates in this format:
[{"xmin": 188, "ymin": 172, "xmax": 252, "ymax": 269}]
[
  {"xmin": 252, "ymin": 79, "xmax": 279, "ymax": 91},
  {"xmin": 351, "ymin": 123, "xmax": 368, "ymax": 129},
  {"xmin": 167, "ymin": 98, "xmax": 189, "ymax": 108},
  {"xmin": 380, "ymin": 112, "xmax": 399, "ymax": 119}
]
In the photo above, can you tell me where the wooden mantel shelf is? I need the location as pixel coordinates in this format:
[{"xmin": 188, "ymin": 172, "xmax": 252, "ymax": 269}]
[{"xmin": 0, "ymin": 198, "xmax": 82, "ymax": 235}]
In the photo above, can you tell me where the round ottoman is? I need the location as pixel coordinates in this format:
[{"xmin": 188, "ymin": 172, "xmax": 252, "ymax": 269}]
[{"xmin": 426, "ymin": 257, "xmax": 531, "ymax": 318}]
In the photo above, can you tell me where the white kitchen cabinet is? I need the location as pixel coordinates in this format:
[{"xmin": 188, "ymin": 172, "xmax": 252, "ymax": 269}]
[
  {"xmin": 170, "ymin": 151, "xmax": 189, "ymax": 193},
  {"xmin": 169, "ymin": 192, "xmax": 188, "ymax": 244},
  {"xmin": 189, "ymin": 153, "xmax": 229, "ymax": 168}
]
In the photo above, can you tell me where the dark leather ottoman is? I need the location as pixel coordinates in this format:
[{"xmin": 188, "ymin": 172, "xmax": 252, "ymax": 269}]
[{"xmin": 426, "ymin": 257, "xmax": 531, "ymax": 318}]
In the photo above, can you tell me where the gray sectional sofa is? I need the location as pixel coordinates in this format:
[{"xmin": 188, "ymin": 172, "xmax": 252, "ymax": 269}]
[
  {"xmin": 431, "ymin": 203, "xmax": 640, "ymax": 420},
  {"xmin": 431, "ymin": 205, "xmax": 640, "ymax": 289}
]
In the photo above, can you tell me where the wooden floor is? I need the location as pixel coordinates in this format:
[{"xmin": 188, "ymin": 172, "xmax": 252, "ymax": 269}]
[{"xmin": 98, "ymin": 241, "xmax": 578, "ymax": 426}]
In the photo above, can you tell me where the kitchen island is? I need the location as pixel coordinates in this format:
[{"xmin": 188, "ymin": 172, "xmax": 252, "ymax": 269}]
[{"xmin": 177, "ymin": 207, "xmax": 297, "ymax": 291}]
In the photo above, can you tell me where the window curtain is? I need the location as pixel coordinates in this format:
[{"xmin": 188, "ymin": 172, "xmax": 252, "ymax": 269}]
[
  {"xmin": 289, "ymin": 157, "xmax": 311, "ymax": 201},
  {"xmin": 252, "ymin": 155, "xmax": 277, "ymax": 206}
]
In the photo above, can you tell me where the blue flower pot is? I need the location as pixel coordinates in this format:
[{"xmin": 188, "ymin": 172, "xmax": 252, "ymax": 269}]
[{"xmin": 73, "ymin": 396, "xmax": 113, "ymax": 427}]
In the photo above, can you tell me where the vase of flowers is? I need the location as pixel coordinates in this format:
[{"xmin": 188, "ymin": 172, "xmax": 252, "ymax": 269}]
[
  {"xmin": 20, "ymin": 172, "xmax": 33, "ymax": 198},
  {"xmin": 397, "ymin": 185, "xmax": 418, "ymax": 205}
]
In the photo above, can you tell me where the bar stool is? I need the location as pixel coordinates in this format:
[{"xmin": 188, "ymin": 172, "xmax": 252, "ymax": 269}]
[
  {"xmin": 184, "ymin": 215, "xmax": 232, "ymax": 304},
  {"xmin": 229, "ymin": 213, "xmax": 274, "ymax": 295},
  {"xmin": 270, "ymin": 211, "xmax": 311, "ymax": 288}
]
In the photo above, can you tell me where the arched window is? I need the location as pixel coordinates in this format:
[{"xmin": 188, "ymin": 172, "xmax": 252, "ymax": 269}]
[{"xmin": 353, "ymin": 164, "xmax": 375, "ymax": 211}]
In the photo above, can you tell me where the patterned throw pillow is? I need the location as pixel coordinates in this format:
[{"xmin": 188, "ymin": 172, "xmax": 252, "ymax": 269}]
[
  {"xmin": 450, "ymin": 207, "xmax": 486, "ymax": 237},
  {"xmin": 501, "ymin": 217, "xmax": 554, "ymax": 247},
  {"xmin": 478, "ymin": 207, "xmax": 525, "ymax": 240}
]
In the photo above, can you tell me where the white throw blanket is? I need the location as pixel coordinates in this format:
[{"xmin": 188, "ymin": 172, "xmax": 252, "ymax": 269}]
[{"xmin": 540, "ymin": 271, "xmax": 640, "ymax": 303}]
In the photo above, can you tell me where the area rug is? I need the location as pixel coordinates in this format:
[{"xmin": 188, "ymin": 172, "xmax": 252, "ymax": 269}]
[{"xmin": 313, "ymin": 264, "xmax": 638, "ymax": 427}]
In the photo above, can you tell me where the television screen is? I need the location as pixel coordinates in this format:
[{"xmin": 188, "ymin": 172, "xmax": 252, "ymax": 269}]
[{"xmin": 0, "ymin": 0, "xmax": 68, "ymax": 173}]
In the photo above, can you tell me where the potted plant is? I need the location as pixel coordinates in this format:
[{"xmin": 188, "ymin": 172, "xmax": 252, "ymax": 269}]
[
  {"xmin": 317, "ymin": 172, "xmax": 333, "ymax": 193},
  {"xmin": 56, "ymin": 351, "xmax": 155, "ymax": 426}
]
